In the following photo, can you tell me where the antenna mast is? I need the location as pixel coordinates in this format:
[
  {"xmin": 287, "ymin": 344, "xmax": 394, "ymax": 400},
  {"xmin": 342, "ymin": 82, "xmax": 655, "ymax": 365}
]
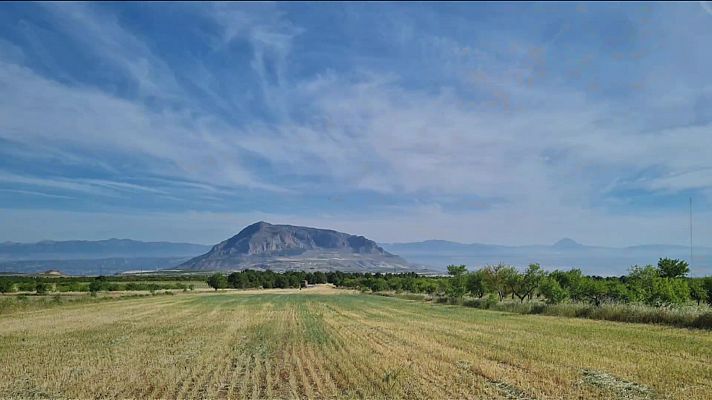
[{"xmin": 689, "ymin": 197, "xmax": 693, "ymax": 268}]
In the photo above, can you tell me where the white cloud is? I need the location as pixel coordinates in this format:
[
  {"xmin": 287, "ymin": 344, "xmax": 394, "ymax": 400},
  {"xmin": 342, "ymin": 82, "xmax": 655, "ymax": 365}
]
[
  {"xmin": 0, "ymin": 61, "xmax": 283, "ymax": 192},
  {"xmin": 1, "ymin": 2, "xmax": 711, "ymax": 248},
  {"xmin": 40, "ymin": 2, "xmax": 186, "ymax": 102}
]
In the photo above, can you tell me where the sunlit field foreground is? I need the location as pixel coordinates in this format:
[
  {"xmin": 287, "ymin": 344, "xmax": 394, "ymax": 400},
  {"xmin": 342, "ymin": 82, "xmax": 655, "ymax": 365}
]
[{"xmin": 1, "ymin": 287, "xmax": 710, "ymax": 399}]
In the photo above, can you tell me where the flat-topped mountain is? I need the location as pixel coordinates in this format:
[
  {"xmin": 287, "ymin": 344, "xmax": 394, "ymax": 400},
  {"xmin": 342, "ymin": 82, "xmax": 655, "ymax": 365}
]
[{"xmin": 180, "ymin": 222, "xmax": 414, "ymax": 272}]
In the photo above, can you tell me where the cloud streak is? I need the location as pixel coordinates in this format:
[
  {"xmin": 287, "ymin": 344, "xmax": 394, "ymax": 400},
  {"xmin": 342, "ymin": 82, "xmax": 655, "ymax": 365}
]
[{"xmin": 0, "ymin": 2, "xmax": 711, "ymax": 249}]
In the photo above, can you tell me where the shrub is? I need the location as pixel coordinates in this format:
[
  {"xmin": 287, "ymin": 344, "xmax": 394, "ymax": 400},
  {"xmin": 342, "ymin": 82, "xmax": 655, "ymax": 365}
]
[
  {"xmin": 89, "ymin": 279, "xmax": 105, "ymax": 293},
  {"xmin": 18, "ymin": 282, "xmax": 36, "ymax": 292},
  {"xmin": 704, "ymin": 277, "xmax": 712, "ymax": 306},
  {"xmin": 690, "ymin": 280, "xmax": 709, "ymax": 306},
  {"xmin": 0, "ymin": 279, "xmax": 15, "ymax": 293},
  {"xmin": 484, "ymin": 293, "xmax": 498, "ymax": 309},
  {"xmin": 35, "ymin": 282, "xmax": 49, "ymax": 295},
  {"xmin": 692, "ymin": 312, "xmax": 712, "ymax": 329}
]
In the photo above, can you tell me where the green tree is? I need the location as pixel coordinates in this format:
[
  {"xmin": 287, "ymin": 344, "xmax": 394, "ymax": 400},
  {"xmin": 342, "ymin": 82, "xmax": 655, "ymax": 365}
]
[
  {"xmin": 650, "ymin": 278, "xmax": 690, "ymax": 306},
  {"xmin": 313, "ymin": 271, "xmax": 327, "ymax": 284},
  {"xmin": 228, "ymin": 272, "xmax": 247, "ymax": 289},
  {"xmin": 446, "ymin": 265, "xmax": 468, "ymax": 300},
  {"xmin": 550, "ymin": 269, "xmax": 585, "ymax": 301},
  {"xmin": 511, "ymin": 264, "xmax": 545, "ymax": 303},
  {"xmin": 436, "ymin": 279, "xmax": 449, "ymax": 298},
  {"xmin": 369, "ymin": 278, "xmax": 388, "ymax": 292},
  {"xmin": 422, "ymin": 280, "xmax": 438, "ymax": 297},
  {"xmin": 657, "ymin": 258, "xmax": 689, "ymax": 279},
  {"xmin": 689, "ymin": 280, "xmax": 708, "ymax": 306},
  {"xmin": 88, "ymin": 279, "xmax": 105, "ymax": 294},
  {"xmin": 274, "ymin": 274, "xmax": 289, "ymax": 289},
  {"xmin": 580, "ymin": 278, "xmax": 608, "ymax": 306},
  {"xmin": 482, "ymin": 264, "xmax": 516, "ymax": 301},
  {"xmin": 35, "ymin": 282, "xmax": 49, "ymax": 295},
  {"xmin": 539, "ymin": 277, "xmax": 568, "ymax": 304},
  {"xmin": 466, "ymin": 270, "xmax": 488, "ymax": 298},
  {"xmin": 628, "ymin": 265, "xmax": 690, "ymax": 306},
  {"xmin": 501, "ymin": 267, "xmax": 522, "ymax": 300},
  {"xmin": 207, "ymin": 273, "xmax": 227, "ymax": 291},
  {"xmin": 0, "ymin": 278, "xmax": 14, "ymax": 294},
  {"xmin": 703, "ymin": 277, "xmax": 712, "ymax": 306},
  {"xmin": 604, "ymin": 280, "xmax": 632, "ymax": 303}
]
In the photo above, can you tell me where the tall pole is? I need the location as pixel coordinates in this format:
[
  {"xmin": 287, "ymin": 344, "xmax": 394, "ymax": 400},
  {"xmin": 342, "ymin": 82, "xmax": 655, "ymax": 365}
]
[{"xmin": 689, "ymin": 197, "xmax": 693, "ymax": 268}]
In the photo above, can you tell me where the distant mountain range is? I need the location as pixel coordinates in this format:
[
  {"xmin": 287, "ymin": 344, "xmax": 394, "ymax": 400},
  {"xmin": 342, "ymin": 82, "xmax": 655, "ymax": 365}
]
[
  {"xmin": 0, "ymin": 239, "xmax": 210, "ymax": 275},
  {"xmin": 1, "ymin": 232, "xmax": 709, "ymax": 276},
  {"xmin": 380, "ymin": 238, "xmax": 712, "ymax": 276},
  {"xmin": 0, "ymin": 238, "xmax": 209, "ymax": 260},
  {"xmin": 180, "ymin": 222, "xmax": 415, "ymax": 273}
]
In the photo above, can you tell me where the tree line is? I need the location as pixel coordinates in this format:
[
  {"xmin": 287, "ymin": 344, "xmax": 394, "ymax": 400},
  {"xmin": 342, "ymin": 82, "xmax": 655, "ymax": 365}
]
[
  {"xmin": 206, "ymin": 270, "xmax": 364, "ymax": 291},
  {"xmin": 0, "ymin": 275, "xmax": 198, "ymax": 294},
  {"xmin": 203, "ymin": 258, "xmax": 712, "ymax": 308},
  {"xmin": 3, "ymin": 258, "xmax": 710, "ymax": 309},
  {"xmin": 341, "ymin": 258, "xmax": 711, "ymax": 307}
]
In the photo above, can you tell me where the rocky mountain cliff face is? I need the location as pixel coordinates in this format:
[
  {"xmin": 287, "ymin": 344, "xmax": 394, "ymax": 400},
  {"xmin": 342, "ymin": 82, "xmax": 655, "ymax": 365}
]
[{"xmin": 180, "ymin": 222, "xmax": 414, "ymax": 272}]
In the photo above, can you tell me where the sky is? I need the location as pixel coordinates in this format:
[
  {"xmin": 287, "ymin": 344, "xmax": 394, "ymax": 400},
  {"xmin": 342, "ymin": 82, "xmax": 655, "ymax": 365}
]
[{"xmin": 1, "ymin": 2, "xmax": 712, "ymax": 246}]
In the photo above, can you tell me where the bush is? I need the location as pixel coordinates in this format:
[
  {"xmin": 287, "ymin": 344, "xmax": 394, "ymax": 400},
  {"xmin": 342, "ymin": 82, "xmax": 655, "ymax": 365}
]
[
  {"xmin": 690, "ymin": 280, "xmax": 709, "ymax": 306},
  {"xmin": 89, "ymin": 279, "xmax": 105, "ymax": 293},
  {"xmin": 692, "ymin": 312, "xmax": 712, "ymax": 329},
  {"xmin": 35, "ymin": 282, "xmax": 49, "ymax": 295},
  {"xmin": 18, "ymin": 282, "xmax": 36, "ymax": 292},
  {"xmin": 0, "ymin": 279, "xmax": 16, "ymax": 293}
]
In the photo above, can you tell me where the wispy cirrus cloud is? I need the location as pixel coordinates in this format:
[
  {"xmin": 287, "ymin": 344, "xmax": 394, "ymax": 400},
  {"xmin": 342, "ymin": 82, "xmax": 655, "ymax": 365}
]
[{"xmin": 0, "ymin": 2, "xmax": 711, "ymax": 251}]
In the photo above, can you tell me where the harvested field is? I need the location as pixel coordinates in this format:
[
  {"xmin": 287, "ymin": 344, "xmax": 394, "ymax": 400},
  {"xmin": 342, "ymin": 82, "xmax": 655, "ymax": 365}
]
[{"xmin": 0, "ymin": 287, "xmax": 710, "ymax": 399}]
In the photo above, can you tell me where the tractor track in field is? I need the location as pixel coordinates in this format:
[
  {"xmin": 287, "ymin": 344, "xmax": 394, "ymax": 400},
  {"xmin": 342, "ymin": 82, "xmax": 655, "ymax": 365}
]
[{"xmin": 1, "ymin": 290, "xmax": 710, "ymax": 399}]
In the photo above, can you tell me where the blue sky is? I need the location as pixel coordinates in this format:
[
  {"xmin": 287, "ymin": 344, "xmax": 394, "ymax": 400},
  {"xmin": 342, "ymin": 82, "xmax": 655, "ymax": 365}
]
[{"xmin": 1, "ymin": 2, "xmax": 712, "ymax": 246}]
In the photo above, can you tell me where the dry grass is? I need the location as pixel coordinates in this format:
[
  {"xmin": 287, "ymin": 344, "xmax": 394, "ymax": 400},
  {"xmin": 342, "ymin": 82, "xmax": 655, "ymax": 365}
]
[{"xmin": 0, "ymin": 287, "xmax": 710, "ymax": 399}]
